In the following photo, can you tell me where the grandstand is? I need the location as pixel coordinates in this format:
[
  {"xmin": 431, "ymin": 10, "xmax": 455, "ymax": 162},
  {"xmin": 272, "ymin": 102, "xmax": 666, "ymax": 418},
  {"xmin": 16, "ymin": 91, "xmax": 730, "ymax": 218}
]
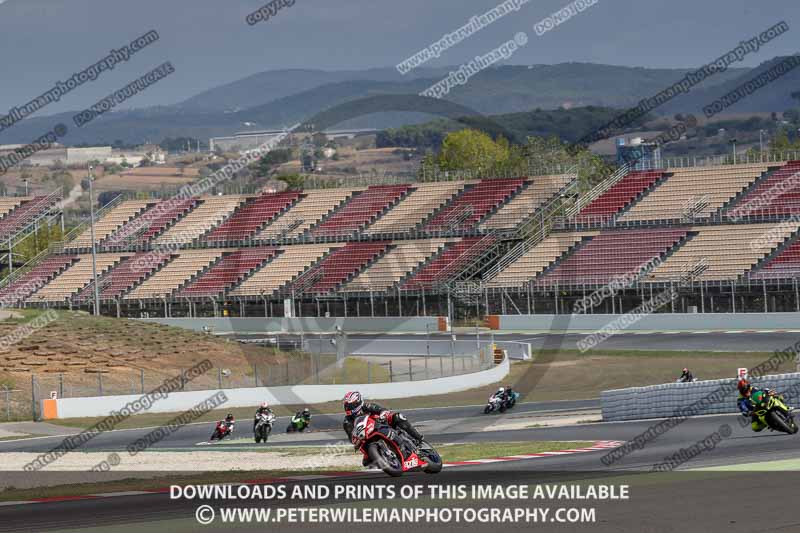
[{"xmin": 5, "ymin": 160, "xmax": 800, "ymax": 317}]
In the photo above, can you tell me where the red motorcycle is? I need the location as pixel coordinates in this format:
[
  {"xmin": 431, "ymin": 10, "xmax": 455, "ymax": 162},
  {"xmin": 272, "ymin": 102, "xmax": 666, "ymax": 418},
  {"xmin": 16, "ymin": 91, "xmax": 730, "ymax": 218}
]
[
  {"xmin": 352, "ymin": 414, "xmax": 442, "ymax": 477},
  {"xmin": 210, "ymin": 421, "xmax": 233, "ymax": 441}
]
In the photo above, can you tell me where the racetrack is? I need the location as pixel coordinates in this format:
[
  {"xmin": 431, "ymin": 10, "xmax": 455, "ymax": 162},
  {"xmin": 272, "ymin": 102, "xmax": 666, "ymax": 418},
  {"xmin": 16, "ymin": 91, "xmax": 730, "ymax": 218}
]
[{"xmin": 1, "ymin": 331, "xmax": 799, "ymax": 532}]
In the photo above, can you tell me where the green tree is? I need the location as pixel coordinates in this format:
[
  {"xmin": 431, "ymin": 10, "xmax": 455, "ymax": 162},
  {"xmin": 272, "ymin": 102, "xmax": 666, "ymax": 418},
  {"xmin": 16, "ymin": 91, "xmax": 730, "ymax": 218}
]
[
  {"xmin": 275, "ymin": 173, "xmax": 305, "ymax": 190},
  {"xmin": 437, "ymin": 129, "xmax": 511, "ymax": 175}
]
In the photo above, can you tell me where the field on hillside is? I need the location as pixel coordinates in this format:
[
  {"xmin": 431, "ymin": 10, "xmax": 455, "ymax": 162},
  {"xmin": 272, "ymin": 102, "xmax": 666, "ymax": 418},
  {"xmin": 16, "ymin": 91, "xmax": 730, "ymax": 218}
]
[{"xmin": 277, "ymin": 147, "xmax": 421, "ymax": 181}]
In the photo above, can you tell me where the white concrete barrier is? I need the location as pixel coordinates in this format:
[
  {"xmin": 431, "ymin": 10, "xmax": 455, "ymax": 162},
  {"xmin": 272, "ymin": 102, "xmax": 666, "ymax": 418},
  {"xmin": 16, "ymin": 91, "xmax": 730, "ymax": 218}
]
[{"xmin": 45, "ymin": 356, "xmax": 509, "ymax": 419}]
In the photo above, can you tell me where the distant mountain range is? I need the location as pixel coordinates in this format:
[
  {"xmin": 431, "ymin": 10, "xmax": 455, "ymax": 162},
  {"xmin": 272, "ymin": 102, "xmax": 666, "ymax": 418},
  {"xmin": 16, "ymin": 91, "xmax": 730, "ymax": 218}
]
[{"xmin": 1, "ymin": 59, "xmax": 796, "ymax": 147}]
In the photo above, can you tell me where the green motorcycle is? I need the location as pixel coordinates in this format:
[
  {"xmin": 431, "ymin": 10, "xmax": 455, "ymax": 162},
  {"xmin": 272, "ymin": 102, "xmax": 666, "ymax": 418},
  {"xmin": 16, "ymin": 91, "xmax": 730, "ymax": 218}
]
[
  {"xmin": 286, "ymin": 413, "xmax": 310, "ymax": 433},
  {"xmin": 751, "ymin": 391, "xmax": 799, "ymax": 435}
]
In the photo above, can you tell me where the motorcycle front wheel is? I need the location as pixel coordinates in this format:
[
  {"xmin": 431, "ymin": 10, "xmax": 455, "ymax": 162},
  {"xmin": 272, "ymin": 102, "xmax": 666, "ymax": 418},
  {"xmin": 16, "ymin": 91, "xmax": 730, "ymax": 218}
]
[
  {"xmin": 766, "ymin": 410, "xmax": 798, "ymax": 434},
  {"xmin": 367, "ymin": 441, "xmax": 403, "ymax": 477},
  {"xmin": 484, "ymin": 405, "xmax": 491, "ymax": 414},
  {"xmin": 418, "ymin": 442, "xmax": 443, "ymax": 474}
]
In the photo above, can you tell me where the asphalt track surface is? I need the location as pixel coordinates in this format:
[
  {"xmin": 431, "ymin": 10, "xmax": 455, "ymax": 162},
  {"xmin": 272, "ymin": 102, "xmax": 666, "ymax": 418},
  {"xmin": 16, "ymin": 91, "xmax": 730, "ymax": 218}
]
[
  {"xmin": 2, "ymin": 403, "xmax": 800, "ymax": 532},
  {"xmin": 2, "ymin": 332, "xmax": 800, "ymax": 531}
]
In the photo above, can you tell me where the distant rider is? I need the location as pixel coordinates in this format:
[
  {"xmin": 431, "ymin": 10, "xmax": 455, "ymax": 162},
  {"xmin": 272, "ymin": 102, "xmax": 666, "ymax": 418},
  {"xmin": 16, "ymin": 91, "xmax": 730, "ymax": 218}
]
[
  {"xmin": 678, "ymin": 368, "xmax": 694, "ymax": 383},
  {"xmin": 342, "ymin": 391, "xmax": 424, "ymax": 445},
  {"xmin": 253, "ymin": 402, "xmax": 274, "ymax": 431},
  {"xmin": 737, "ymin": 379, "xmax": 778, "ymax": 432},
  {"xmin": 295, "ymin": 408, "xmax": 312, "ymax": 429},
  {"xmin": 491, "ymin": 387, "xmax": 507, "ymax": 405},
  {"xmin": 505, "ymin": 385, "xmax": 516, "ymax": 407},
  {"xmin": 222, "ymin": 413, "xmax": 235, "ymax": 436}
]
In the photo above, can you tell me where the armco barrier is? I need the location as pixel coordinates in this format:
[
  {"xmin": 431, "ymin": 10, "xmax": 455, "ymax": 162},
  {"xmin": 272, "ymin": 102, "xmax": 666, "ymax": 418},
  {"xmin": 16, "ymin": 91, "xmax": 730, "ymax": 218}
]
[
  {"xmin": 601, "ymin": 373, "xmax": 800, "ymax": 421},
  {"xmin": 488, "ymin": 312, "xmax": 800, "ymax": 332},
  {"xmin": 43, "ymin": 355, "xmax": 509, "ymax": 419},
  {"xmin": 140, "ymin": 317, "xmax": 446, "ymax": 334},
  {"xmin": 302, "ymin": 338, "xmax": 532, "ymax": 360}
]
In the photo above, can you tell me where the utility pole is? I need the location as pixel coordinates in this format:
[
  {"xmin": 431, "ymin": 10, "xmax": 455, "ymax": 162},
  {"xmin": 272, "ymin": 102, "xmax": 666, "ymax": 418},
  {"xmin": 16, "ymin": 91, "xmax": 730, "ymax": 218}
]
[{"xmin": 88, "ymin": 165, "xmax": 100, "ymax": 315}]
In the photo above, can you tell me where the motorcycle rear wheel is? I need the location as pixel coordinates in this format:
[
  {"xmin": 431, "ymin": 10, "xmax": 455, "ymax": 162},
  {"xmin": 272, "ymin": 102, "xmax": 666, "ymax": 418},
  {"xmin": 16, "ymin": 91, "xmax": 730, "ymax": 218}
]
[
  {"xmin": 766, "ymin": 410, "xmax": 797, "ymax": 434},
  {"xmin": 367, "ymin": 441, "xmax": 403, "ymax": 477}
]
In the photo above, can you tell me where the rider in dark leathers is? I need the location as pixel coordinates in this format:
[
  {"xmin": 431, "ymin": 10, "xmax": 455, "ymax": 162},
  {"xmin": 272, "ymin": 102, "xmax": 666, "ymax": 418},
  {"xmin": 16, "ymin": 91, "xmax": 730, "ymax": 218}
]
[{"xmin": 342, "ymin": 391, "xmax": 424, "ymax": 444}]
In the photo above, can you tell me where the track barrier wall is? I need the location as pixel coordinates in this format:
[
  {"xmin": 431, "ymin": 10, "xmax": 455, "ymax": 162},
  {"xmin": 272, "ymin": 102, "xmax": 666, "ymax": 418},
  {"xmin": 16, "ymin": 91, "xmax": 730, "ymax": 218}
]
[
  {"xmin": 602, "ymin": 373, "xmax": 800, "ymax": 421},
  {"xmin": 42, "ymin": 355, "xmax": 509, "ymax": 419},
  {"xmin": 140, "ymin": 317, "xmax": 447, "ymax": 334},
  {"xmin": 488, "ymin": 313, "xmax": 800, "ymax": 332}
]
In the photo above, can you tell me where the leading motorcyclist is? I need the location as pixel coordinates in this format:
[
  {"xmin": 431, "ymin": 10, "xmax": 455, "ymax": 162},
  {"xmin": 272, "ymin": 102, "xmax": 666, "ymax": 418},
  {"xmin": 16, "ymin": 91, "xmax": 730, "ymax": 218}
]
[
  {"xmin": 253, "ymin": 402, "xmax": 274, "ymax": 431},
  {"xmin": 342, "ymin": 391, "xmax": 424, "ymax": 446},
  {"xmin": 737, "ymin": 379, "xmax": 779, "ymax": 432}
]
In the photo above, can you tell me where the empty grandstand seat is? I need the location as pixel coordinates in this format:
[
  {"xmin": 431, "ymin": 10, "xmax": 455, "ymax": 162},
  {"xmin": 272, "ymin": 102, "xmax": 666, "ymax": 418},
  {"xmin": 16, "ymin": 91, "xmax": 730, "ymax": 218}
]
[
  {"xmin": 123, "ymin": 249, "xmax": 226, "ymax": 300},
  {"xmin": 27, "ymin": 254, "xmax": 127, "ymax": 303},
  {"xmin": 344, "ymin": 239, "xmax": 450, "ymax": 292},
  {"xmin": 176, "ymin": 247, "xmax": 278, "ymax": 297},
  {"xmin": 574, "ymin": 170, "xmax": 664, "ymax": 224},
  {"xmin": 485, "ymin": 232, "xmax": 593, "ymax": 289},
  {"xmin": 536, "ymin": 228, "xmax": 689, "ymax": 286},
  {"xmin": 0, "ymin": 255, "xmax": 78, "ymax": 305},
  {"xmin": 229, "ymin": 243, "xmax": 343, "ymax": 296},
  {"xmin": 256, "ymin": 189, "xmax": 360, "ymax": 241},
  {"xmin": 309, "ymin": 185, "xmax": 412, "ymax": 238},
  {"xmin": 204, "ymin": 192, "xmax": 301, "ymax": 243},
  {"xmin": 365, "ymin": 183, "xmax": 465, "ymax": 235},
  {"xmin": 619, "ymin": 164, "xmax": 771, "ymax": 223},
  {"xmin": 88, "ymin": 251, "xmax": 174, "ymax": 300},
  {"xmin": 109, "ymin": 198, "xmax": 197, "ymax": 246},
  {"xmin": 727, "ymin": 161, "xmax": 800, "ymax": 218},
  {"xmin": 649, "ymin": 223, "xmax": 800, "ymax": 282},
  {"xmin": 0, "ymin": 196, "xmax": 58, "ymax": 241},
  {"xmin": 401, "ymin": 236, "xmax": 496, "ymax": 290},
  {"xmin": 292, "ymin": 241, "xmax": 391, "ymax": 294},
  {"xmin": 155, "ymin": 196, "xmax": 248, "ymax": 245},
  {"xmin": 481, "ymin": 175, "xmax": 573, "ymax": 230},
  {"xmin": 421, "ymin": 178, "xmax": 525, "ymax": 232},
  {"xmin": 750, "ymin": 237, "xmax": 800, "ymax": 280},
  {"xmin": 67, "ymin": 200, "xmax": 154, "ymax": 250}
]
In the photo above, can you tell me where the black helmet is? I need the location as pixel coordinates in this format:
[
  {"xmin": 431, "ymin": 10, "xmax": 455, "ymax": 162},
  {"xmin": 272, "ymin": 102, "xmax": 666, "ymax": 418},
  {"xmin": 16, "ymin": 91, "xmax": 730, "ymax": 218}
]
[{"xmin": 225, "ymin": 413, "xmax": 234, "ymax": 422}]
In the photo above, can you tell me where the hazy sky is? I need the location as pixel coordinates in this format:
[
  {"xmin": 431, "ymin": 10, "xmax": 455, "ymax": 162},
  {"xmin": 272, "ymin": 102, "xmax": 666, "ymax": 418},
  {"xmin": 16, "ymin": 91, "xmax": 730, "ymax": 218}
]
[{"xmin": 0, "ymin": 0, "xmax": 796, "ymax": 114}]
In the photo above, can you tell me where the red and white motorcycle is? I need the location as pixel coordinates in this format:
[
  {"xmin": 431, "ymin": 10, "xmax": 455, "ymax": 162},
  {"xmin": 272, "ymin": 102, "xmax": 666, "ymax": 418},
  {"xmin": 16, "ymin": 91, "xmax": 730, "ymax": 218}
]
[
  {"xmin": 210, "ymin": 420, "xmax": 234, "ymax": 441},
  {"xmin": 351, "ymin": 413, "xmax": 442, "ymax": 477}
]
